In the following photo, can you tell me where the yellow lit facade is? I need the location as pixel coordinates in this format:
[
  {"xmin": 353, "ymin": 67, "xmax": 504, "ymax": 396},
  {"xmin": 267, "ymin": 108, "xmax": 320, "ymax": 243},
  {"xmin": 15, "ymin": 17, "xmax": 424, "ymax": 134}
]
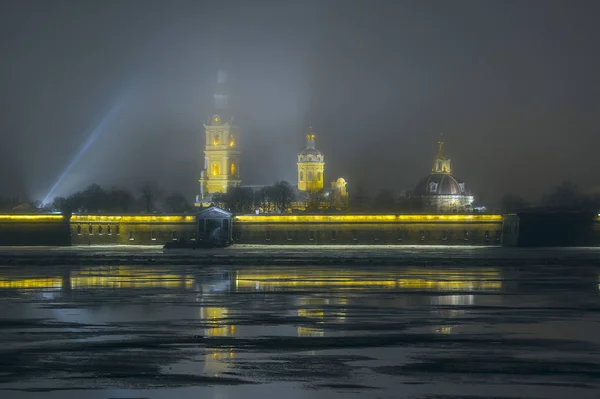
[
  {"xmin": 297, "ymin": 129, "xmax": 325, "ymax": 191},
  {"xmin": 235, "ymin": 214, "xmax": 502, "ymax": 223},
  {"xmin": 0, "ymin": 214, "xmax": 63, "ymax": 221}
]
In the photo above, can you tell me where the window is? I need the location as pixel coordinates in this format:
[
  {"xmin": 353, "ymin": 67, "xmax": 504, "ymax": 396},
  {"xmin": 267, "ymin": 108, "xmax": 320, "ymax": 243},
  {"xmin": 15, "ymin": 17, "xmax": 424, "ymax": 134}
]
[
  {"xmin": 437, "ymin": 161, "xmax": 442, "ymax": 171},
  {"xmin": 331, "ymin": 231, "xmax": 337, "ymax": 241},
  {"xmin": 317, "ymin": 171, "xmax": 321, "ymax": 181},
  {"xmin": 229, "ymin": 135, "xmax": 235, "ymax": 147},
  {"xmin": 463, "ymin": 230, "xmax": 469, "ymax": 241},
  {"xmin": 309, "ymin": 231, "xmax": 315, "ymax": 241},
  {"xmin": 171, "ymin": 230, "xmax": 177, "ymax": 240},
  {"xmin": 76, "ymin": 225, "xmax": 82, "ymax": 235},
  {"xmin": 308, "ymin": 155, "xmax": 313, "ymax": 161},
  {"xmin": 373, "ymin": 231, "xmax": 381, "ymax": 241},
  {"xmin": 88, "ymin": 225, "xmax": 93, "ymax": 235},
  {"xmin": 442, "ymin": 230, "xmax": 449, "ymax": 241},
  {"xmin": 107, "ymin": 225, "xmax": 112, "ymax": 235},
  {"xmin": 151, "ymin": 231, "xmax": 158, "ymax": 241},
  {"xmin": 230, "ymin": 162, "xmax": 236, "ymax": 175},
  {"xmin": 213, "ymin": 134, "xmax": 220, "ymax": 145},
  {"xmin": 484, "ymin": 230, "xmax": 490, "ymax": 242},
  {"xmin": 308, "ymin": 171, "xmax": 313, "ymax": 181},
  {"xmin": 98, "ymin": 225, "xmax": 103, "ymax": 235},
  {"xmin": 115, "ymin": 225, "xmax": 120, "ymax": 235},
  {"xmin": 420, "ymin": 230, "xmax": 426, "ymax": 241},
  {"xmin": 495, "ymin": 230, "xmax": 502, "ymax": 242},
  {"xmin": 129, "ymin": 231, "xmax": 134, "ymax": 241},
  {"xmin": 396, "ymin": 229, "xmax": 403, "ymax": 241},
  {"xmin": 234, "ymin": 231, "xmax": 242, "ymax": 241},
  {"xmin": 300, "ymin": 171, "xmax": 304, "ymax": 181},
  {"xmin": 429, "ymin": 182, "xmax": 438, "ymax": 193},
  {"xmin": 287, "ymin": 230, "xmax": 293, "ymax": 241},
  {"xmin": 212, "ymin": 162, "xmax": 220, "ymax": 176},
  {"xmin": 265, "ymin": 230, "xmax": 271, "ymax": 241}
]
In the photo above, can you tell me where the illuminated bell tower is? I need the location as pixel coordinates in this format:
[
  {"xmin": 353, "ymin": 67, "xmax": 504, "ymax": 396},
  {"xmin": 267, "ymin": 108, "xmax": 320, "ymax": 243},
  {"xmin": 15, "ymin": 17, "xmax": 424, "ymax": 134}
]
[
  {"xmin": 199, "ymin": 71, "xmax": 241, "ymax": 199},
  {"xmin": 297, "ymin": 127, "xmax": 325, "ymax": 191},
  {"xmin": 432, "ymin": 140, "xmax": 452, "ymax": 174}
]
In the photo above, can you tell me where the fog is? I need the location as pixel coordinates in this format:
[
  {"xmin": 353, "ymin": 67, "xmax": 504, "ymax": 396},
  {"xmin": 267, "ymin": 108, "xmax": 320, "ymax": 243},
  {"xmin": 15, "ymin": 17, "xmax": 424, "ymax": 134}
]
[{"xmin": 1, "ymin": 0, "xmax": 599, "ymax": 204}]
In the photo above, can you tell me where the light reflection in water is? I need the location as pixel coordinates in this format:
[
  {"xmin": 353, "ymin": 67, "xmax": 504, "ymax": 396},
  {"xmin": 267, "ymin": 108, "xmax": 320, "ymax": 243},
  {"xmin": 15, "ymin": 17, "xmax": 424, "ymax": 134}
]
[{"xmin": 234, "ymin": 268, "xmax": 502, "ymax": 292}]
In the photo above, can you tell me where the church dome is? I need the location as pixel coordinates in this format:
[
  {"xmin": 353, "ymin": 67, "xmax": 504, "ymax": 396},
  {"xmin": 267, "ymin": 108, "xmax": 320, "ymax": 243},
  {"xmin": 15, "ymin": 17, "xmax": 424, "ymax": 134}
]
[
  {"xmin": 414, "ymin": 173, "xmax": 466, "ymax": 196},
  {"xmin": 298, "ymin": 147, "xmax": 323, "ymax": 161},
  {"xmin": 298, "ymin": 130, "xmax": 324, "ymax": 162}
]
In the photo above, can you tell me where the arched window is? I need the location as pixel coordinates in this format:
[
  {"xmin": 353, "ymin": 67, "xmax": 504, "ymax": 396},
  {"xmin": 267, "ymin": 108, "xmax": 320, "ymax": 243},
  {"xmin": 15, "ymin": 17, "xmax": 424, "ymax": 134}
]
[
  {"xmin": 230, "ymin": 162, "xmax": 236, "ymax": 175},
  {"xmin": 212, "ymin": 162, "xmax": 220, "ymax": 176},
  {"xmin": 308, "ymin": 171, "xmax": 313, "ymax": 181},
  {"xmin": 229, "ymin": 135, "xmax": 235, "ymax": 147},
  {"xmin": 76, "ymin": 225, "xmax": 82, "ymax": 235},
  {"xmin": 308, "ymin": 155, "xmax": 313, "ymax": 161},
  {"xmin": 437, "ymin": 161, "xmax": 442, "ymax": 171},
  {"xmin": 115, "ymin": 225, "xmax": 120, "ymax": 235},
  {"xmin": 213, "ymin": 134, "xmax": 220, "ymax": 145},
  {"xmin": 88, "ymin": 225, "xmax": 93, "ymax": 235},
  {"xmin": 300, "ymin": 171, "xmax": 304, "ymax": 181},
  {"xmin": 317, "ymin": 171, "xmax": 321, "ymax": 181},
  {"xmin": 98, "ymin": 225, "xmax": 103, "ymax": 235},
  {"xmin": 107, "ymin": 225, "xmax": 111, "ymax": 235}
]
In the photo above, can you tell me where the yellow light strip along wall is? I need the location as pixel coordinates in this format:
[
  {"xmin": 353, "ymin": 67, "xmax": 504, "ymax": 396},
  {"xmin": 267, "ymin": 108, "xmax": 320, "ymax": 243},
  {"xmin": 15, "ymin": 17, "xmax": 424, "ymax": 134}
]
[
  {"xmin": 235, "ymin": 214, "xmax": 503, "ymax": 223},
  {"xmin": 0, "ymin": 214, "xmax": 64, "ymax": 221},
  {"xmin": 71, "ymin": 215, "xmax": 196, "ymax": 223}
]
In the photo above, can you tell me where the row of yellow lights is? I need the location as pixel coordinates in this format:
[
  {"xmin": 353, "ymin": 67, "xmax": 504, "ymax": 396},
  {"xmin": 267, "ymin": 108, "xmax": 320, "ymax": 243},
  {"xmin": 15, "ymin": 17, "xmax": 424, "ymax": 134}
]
[
  {"xmin": 235, "ymin": 214, "xmax": 503, "ymax": 223},
  {"xmin": 0, "ymin": 214, "xmax": 63, "ymax": 221},
  {"xmin": 71, "ymin": 215, "xmax": 196, "ymax": 223}
]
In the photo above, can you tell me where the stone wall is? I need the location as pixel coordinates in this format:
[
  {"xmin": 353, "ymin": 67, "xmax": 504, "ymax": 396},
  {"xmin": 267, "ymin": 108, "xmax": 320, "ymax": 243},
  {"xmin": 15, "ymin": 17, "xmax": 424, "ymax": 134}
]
[
  {"xmin": 70, "ymin": 215, "xmax": 197, "ymax": 246},
  {"xmin": 0, "ymin": 215, "xmax": 70, "ymax": 246},
  {"xmin": 233, "ymin": 214, "xmax": 503, "ymax": 245}
]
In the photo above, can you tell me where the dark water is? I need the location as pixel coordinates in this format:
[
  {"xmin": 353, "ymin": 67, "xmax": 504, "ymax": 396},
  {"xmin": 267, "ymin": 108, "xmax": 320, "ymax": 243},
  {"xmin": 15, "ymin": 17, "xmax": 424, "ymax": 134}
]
[{"xmin": 0, "ymin": 247, "xmax": 599, "ymax": 398}]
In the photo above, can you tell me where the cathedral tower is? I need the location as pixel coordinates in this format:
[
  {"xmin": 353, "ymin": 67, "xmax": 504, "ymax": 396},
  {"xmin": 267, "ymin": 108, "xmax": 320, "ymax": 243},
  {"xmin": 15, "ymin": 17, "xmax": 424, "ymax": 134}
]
[
  {"xmin": 297, "ymin": 127, "xmax": 325, "ymax": 191},
  {"xmin": 199, "ymin": 71, "xmax": 241, "ymax": 199}
]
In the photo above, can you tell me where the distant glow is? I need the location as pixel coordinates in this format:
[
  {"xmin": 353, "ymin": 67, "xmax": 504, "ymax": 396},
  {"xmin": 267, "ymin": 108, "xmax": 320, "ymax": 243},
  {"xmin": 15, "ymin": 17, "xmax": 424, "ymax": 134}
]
[
  {"xmin": 235, "ymin": 214, "xmax": 503, "ymax": 223},
  {"xmin": 42, "ymin": 88, "xmax": 132, "ymax": 205},
  {"xmin": 0, "ymin": 214, "xmax": 63, "ymax": 221}
]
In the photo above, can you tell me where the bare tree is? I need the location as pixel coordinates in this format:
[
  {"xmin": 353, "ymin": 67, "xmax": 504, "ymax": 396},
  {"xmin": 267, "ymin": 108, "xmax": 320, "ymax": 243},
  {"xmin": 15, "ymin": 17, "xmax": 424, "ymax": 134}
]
[{"xmin": 139, "ymin": 182, "xmax": 161, "ymax": 213}]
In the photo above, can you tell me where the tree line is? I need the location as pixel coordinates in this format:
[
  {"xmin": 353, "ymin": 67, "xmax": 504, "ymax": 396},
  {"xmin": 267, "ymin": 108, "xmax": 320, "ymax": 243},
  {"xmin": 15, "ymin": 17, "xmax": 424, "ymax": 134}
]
[
  {"xmin": 45, "ymin": 183, "xmax": 193, "ymax": 215},
  {"xmin": 1, "ymin": 179, "xmax": 598, "ymax": 215}
]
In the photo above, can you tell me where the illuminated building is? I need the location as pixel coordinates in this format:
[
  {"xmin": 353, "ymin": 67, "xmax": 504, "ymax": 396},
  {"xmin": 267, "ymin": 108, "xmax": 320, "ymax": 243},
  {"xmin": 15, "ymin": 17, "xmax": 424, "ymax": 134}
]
[
  {"xmin": 198, "ymin": 71, "xmax": 241, "ymax": 201},
  {"xmin": 414, "ymin": 140, "xmax": 474, "ymax": 212},
  {"xmin": 297, "ymin": 127, "xmax": 325, "ymax": 191}
]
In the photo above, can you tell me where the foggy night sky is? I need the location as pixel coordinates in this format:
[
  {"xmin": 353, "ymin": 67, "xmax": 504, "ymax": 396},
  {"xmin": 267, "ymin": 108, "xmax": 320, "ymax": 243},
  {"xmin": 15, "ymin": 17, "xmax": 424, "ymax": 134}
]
[{"xmin": 1, "ymin": 0, "xmax": 599, "ymax": 205}]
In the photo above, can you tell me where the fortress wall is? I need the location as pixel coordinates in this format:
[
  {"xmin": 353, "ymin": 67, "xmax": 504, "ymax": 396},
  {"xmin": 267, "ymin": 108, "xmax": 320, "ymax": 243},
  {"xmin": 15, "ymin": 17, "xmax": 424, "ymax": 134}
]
[
  {"xmin": 70, "ymin": 215, "xmax": 196, "ymax": 245},
  {"xmin": 233, "ymin": 214, "xmax": 503, "ymax": 245},
  {"xmin": 0, "ymin": 215, "xmax": 70, "ymax": 246}
]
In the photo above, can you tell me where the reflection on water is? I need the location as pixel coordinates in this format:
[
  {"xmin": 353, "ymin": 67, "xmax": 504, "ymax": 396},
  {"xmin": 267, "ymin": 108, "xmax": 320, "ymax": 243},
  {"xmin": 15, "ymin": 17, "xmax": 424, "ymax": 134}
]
[
  {"xmin": 234, "ymin": 268, "xmax": 502, "ymax": 292},
  {"xmin": 70, "ymin": 266, "xmax": 195, "ymax": 290},
  {"xmin": 1, "ymin": 260, "xmax": 599, "ymax": 398}
]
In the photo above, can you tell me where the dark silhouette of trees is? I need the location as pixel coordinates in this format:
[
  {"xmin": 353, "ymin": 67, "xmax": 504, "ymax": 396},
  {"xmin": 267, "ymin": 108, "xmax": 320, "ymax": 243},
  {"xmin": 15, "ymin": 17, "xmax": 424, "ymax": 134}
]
[
  {"xmin": 213, "ymin": 185, "xmax": 255, "ymax": 214},
  {"xmin": 499, "ymin": 194, "xmax": 528, "ymax": 213},
  {"xmin": 139, "ymin": 182, "xmax": 161, "ymax": 213},
  {"xmin": 267, "ymin": 181, "xmax": 295, "ymax": 212},
  {"xmin": 350, "ymin": 182, "xmax": 370, "ymax": 212},
  {"xmin": 373, "ymin": 189, "xmax": 396, "ymax": 212},
  {"xmin": 542, "ymin": 181, "xmax": 585, "ymax": 209},
  {"xmin": 306, "ymin": 188, "xmax": 326, "ymax": 211},
  {"xmin": 163, "ymin": 192, "xmax": 193, "ymax": 213}
]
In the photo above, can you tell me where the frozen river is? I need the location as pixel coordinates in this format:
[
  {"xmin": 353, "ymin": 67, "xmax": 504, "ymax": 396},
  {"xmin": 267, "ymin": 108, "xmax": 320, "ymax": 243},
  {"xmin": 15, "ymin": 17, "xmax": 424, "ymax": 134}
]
[{"xmin": 0, "ymin": 246, "xmax": 599, "ymax": 398}]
